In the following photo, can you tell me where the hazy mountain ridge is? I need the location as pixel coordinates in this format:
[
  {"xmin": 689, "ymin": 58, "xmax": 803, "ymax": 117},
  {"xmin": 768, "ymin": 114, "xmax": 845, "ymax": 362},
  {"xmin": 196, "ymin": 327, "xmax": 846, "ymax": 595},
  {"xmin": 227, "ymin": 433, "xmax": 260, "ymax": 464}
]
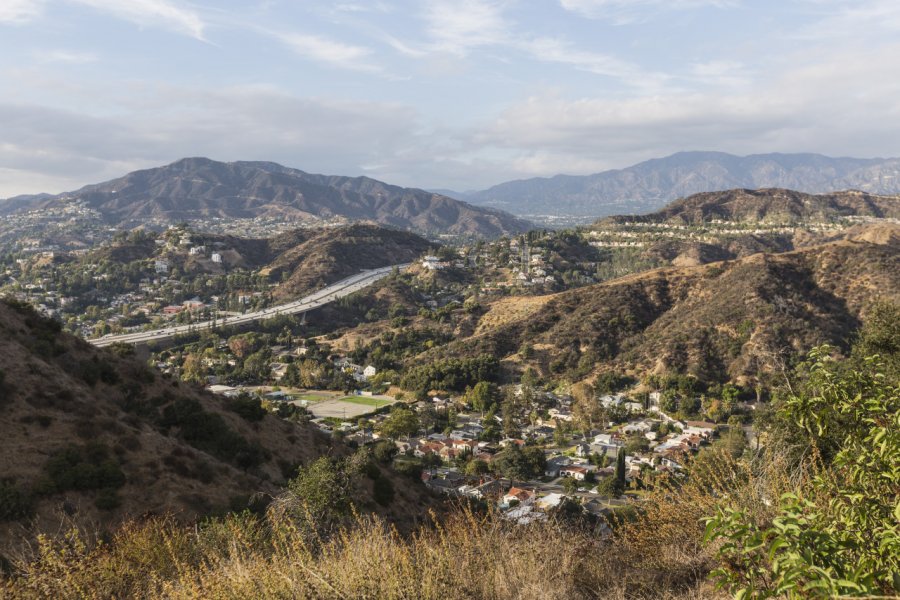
[
  {"xmin": 0, "ymin": 158, "xmax": 531, "ymax": 238},
  {"xmin": 463, "ymin": 152, "xmax": 900, "ymax": 216}
]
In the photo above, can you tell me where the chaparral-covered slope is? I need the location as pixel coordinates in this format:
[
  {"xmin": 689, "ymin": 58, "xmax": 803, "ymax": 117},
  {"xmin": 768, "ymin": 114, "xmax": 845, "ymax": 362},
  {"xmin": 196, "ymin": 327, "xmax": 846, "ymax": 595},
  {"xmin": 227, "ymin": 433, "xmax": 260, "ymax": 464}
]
[
  {"xmin": 0, "ymin": 300, "xmax": 438, "ymax": 556},
  {"xmin": 429, "ymin": 224, "xmax": 900, "ymax": 386}
]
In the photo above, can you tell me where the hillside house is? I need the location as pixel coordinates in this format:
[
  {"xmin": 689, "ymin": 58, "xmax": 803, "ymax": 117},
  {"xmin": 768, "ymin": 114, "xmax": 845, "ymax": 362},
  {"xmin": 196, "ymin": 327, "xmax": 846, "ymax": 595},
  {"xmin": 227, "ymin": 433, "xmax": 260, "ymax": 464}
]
[
  {"xmin": 622, "ymin": 420, "xmax": 654, "ymax": 435},
  {"xmin": 422, "ymin": 256, "xmax": 443, "ymax": 270},
  {"xmin": 182, "ymin": 298, "xmax": 205, "ymax": 311},
  {"xmin": 502, "ymin": 487, "xmax": 536, "ymax": 506},
  {"xmin": 560, "ymin": 465, "xmax": 590, "ymax": 481},
  {"xmin": 683, "ymin": 421, "xmax": 717, "ymax": 438},
  {"xmin": 545, "ymin": 455, "xmax": 572, "ymax": 478}
]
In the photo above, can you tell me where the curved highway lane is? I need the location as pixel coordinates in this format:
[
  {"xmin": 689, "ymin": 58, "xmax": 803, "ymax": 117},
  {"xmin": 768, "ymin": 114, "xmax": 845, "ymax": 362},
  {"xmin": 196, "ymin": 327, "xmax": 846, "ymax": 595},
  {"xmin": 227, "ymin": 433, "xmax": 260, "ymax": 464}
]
[{"xmin": 91, "ymin": 264, "xmax": 408, "ymax": 347}]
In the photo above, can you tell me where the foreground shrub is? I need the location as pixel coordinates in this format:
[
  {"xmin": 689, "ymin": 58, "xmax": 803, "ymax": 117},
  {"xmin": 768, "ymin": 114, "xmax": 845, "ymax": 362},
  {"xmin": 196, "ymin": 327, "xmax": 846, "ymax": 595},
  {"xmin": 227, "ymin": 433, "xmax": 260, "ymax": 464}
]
[{"xmin": 705, "ymin": 348, "xmax": 900, "ymax": 598}]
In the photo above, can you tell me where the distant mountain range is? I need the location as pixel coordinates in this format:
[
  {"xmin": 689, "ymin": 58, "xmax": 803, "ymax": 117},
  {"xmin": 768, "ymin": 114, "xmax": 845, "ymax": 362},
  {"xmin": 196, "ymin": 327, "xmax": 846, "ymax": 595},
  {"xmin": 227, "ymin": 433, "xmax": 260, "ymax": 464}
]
[
  {"xmin": 454, "ymin": 151, "xmax": 900, "ymax": 217},
  {"xmin": 0, "ymin": 158, "xmax": 531, "ymax": 238}
]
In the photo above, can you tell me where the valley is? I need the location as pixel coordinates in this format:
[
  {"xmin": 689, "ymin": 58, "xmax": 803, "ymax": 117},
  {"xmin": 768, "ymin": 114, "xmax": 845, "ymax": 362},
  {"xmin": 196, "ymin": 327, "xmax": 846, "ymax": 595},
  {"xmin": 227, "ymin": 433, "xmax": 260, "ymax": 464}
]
[
  {"xmin": 4, "ymin": 4, "xmax": 900, "ymax": 596},
  {"xmin": 0, "ymin": 181, "xmax": 897, "ymax": 600}
]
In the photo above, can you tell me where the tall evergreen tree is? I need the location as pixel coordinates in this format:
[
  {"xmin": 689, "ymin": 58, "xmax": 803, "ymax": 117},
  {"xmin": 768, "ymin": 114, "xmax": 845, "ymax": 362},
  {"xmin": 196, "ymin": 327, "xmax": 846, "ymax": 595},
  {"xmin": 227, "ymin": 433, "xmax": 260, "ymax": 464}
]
[{"xmin": 615, "ymin": 446, "xmax": 626, "ymax": 490}]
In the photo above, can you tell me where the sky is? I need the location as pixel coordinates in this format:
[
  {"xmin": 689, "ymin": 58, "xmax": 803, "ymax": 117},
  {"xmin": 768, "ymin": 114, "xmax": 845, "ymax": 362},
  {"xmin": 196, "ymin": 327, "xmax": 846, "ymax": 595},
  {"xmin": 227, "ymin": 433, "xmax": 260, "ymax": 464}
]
[{"xmin": 1, "ymin": 0, "xmax": 900, "ymax": 197}]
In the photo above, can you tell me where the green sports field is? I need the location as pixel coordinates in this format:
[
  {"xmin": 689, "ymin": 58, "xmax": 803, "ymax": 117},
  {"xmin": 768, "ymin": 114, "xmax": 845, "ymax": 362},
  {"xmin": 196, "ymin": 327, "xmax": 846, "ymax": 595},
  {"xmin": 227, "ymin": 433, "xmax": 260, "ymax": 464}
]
[{"xmin": 337, "ymin": 396, "xmax": 391, "ymax": 407}]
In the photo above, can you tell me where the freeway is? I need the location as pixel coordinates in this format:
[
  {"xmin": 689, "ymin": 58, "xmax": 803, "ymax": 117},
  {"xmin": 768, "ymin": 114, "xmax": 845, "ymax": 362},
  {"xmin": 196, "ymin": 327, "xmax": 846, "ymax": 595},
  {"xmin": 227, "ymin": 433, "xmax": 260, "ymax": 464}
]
[{"xmin": 91, "ymin": 263, "xmax": 408, "ymax": 348}]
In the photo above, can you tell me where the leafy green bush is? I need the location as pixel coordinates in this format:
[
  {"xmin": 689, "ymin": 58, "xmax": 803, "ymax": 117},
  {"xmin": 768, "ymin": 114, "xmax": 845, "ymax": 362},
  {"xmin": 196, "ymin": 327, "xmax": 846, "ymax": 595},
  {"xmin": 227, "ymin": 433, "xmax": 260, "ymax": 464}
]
[
  {"xmin": 159, "ymin": 397, "xmax": 267, "ymax": 469},
  {"xmin": 372, "ymin": 475, "xmax": 394, "ymax": 506},
  {"xmin": 73, "ymin": 357, "xmax": 120, "ymax": 387},
  {"xmin": 0, "ymin": 480, "xmax": 33, "ymax": 522},
  {"xmin": 704, "ymin": 347, "xmax": 900, "ymax": 598},
  {"xmin": 41, "ymin": 443, "xmax": 126, "ymax": 494},
  {"xmin": 372, "ymin": 440, "xmax": 398, "ymax": 463},
  {"xmin": 227, "ymin": 395, "xmax": 267, "ymax": 422},
  {"xmin": 392, "ymin": 457, "xmax": 424, "ymax": 479},
  {"xmin": 94, "ymin": 488, "xmax": 122, "ymax": 511}
]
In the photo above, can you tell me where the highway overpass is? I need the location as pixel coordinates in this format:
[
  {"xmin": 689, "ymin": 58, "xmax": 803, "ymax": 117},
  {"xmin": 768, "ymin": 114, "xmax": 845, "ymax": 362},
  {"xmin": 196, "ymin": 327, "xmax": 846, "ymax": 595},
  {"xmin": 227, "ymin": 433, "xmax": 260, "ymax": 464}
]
[{"xmin": 91, "ymin": 264, "xmax": 408, "ymax": 348}]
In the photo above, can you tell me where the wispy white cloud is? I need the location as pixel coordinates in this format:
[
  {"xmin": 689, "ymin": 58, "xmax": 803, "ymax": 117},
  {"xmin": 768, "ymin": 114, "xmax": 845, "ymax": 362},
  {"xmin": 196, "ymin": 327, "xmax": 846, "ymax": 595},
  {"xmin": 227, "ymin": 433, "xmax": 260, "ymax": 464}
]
[
  {"xmin": 331, "ymin": 2, "xmax": 394, "ymax": 13},
  {"xmin": 277, "ymin": 32, "xmax": 378, "ymax": 72},
  {"xmin": 522, "ymin": 37, "xmax": 670, "ymax": 90},
  {"xmin": 423, "ymin": 0, "xmax": 510, "ymax": 54},
  {"xmin": 69, "ymin": 0, "xmax": 206, "ymax": 40},
  {"xmin": 0, "ymin": 0, "xmax": 43, "ymax": 24},
  {"xmin": 793, "ymin": 0, "xmax": 900, "ymax": 40},
  {"xmin": 36, "ymin": 49, "xmax": 98, "ymax": 64},
  {"xmin": 560, "ymin": 0, "xmax": 737, "ymax": 23},
  {"xmin": 406, "ymin": 1, "xmax": 667, "ymax": 88},
  {"xmin": 380, "ymin": 33, "xmax": 429, "ymax": 58}
]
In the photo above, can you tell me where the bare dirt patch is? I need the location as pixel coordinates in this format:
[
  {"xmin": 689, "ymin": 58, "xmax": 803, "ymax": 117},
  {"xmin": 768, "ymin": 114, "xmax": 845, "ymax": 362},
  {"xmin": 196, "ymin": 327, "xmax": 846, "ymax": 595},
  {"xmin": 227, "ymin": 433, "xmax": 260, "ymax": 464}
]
[
  {"xmin": 308, "ymin": 397, "xmax": 396, "ymax": 420},
  {"xmin": 475, "ymin": 295, "xmax": 556, "ymax": 336}
]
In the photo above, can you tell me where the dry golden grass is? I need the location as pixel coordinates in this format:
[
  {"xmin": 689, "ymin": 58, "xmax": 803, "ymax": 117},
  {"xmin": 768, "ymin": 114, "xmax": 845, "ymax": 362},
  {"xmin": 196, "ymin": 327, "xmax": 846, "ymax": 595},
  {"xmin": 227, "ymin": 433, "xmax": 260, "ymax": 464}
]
[
  {"xmin": 0, "ymin": 478, "xmax": 770, "ymax": 599},
  {"xmin": 0, "ymin": 443, "xmax": 807, "ymax": 600},
  {"xmin": 475, "ymin": 296, "xmax": 556, "ymax": 337}
]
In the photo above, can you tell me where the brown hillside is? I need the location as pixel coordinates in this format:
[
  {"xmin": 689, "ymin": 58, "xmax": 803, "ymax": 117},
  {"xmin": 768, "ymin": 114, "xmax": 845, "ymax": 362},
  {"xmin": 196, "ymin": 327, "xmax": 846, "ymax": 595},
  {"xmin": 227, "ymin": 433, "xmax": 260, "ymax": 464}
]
[
  {"xmin": 0, "ymin": 300, "xmax": 438, "ymax": 557},
  {"xmin": 73, "ymin": 224, "xmax": 431, "ymax": 301},
  {"xmin": 431, "ymin": 225, "xmax": 900, "ymax": 385},
  {"xmin": 267, "ymin": 223, "xmax": 432, "ymax": 300}
]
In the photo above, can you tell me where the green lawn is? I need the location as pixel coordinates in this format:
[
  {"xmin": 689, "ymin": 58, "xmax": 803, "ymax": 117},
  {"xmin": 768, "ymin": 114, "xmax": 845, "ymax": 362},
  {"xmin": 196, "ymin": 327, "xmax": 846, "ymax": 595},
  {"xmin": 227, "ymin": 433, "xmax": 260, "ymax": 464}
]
[{"xmin": 337, "ymin": 396, "xmax": 392, "ymax": 407}]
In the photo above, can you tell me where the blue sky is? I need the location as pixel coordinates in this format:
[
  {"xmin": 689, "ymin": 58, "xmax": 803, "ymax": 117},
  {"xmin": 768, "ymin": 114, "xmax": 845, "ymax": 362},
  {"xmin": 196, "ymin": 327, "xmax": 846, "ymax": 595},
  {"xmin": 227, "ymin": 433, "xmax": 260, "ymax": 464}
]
[{"xmin": 1, "ymin": 0, "xmax": 900, "ymax": 196}]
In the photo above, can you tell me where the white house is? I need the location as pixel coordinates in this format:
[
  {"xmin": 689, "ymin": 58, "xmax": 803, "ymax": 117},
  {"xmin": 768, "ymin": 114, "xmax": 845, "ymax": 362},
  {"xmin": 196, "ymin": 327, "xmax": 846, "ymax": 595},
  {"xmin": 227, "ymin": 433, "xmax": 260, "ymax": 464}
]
[
  {"xmin": 623, "ymin": 420, "xmax": 654, "ymax": 435},
  {"xmin": 599, "ymin": 394, "xmax": 626, "ymax": 408},
  {"xmin": 537, "ymin": 493, "xmax": 565, "ymax": 510},
  {"xmin": 545, "ymin": 455, "xmax": 572, "ymax": 478},
  {"xmin": 363, "ymin": 365, "xmax": 377, "ymax": 380},
  {"xmin": 682, "ymin": 421, "xmax": 716, "ymax": 438},
  {"xmin": 560, "ymin": 465, "xmax": 590, "ymax": 481},
  {"xmin": 592, "ymin": 433, "xmax": 621, "ymax": 447},
  {"xmin": 422, "ymin": 256, "xmax": 443, "ymax": 270},
  {"xmin": 211, "ymin": 253, "xmax": 222, "ymax": 263},
  {"xmin": 154, "ymin": 259, "xmax": 169, "ymax": 274}
]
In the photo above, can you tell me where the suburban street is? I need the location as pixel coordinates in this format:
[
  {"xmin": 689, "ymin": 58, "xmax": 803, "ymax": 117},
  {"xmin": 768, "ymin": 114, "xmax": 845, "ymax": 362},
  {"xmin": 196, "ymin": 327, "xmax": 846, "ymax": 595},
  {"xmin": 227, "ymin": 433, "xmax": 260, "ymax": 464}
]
[{"xmin": 91, "ymin": 264, "xmax": 408, "ymax": 347}]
